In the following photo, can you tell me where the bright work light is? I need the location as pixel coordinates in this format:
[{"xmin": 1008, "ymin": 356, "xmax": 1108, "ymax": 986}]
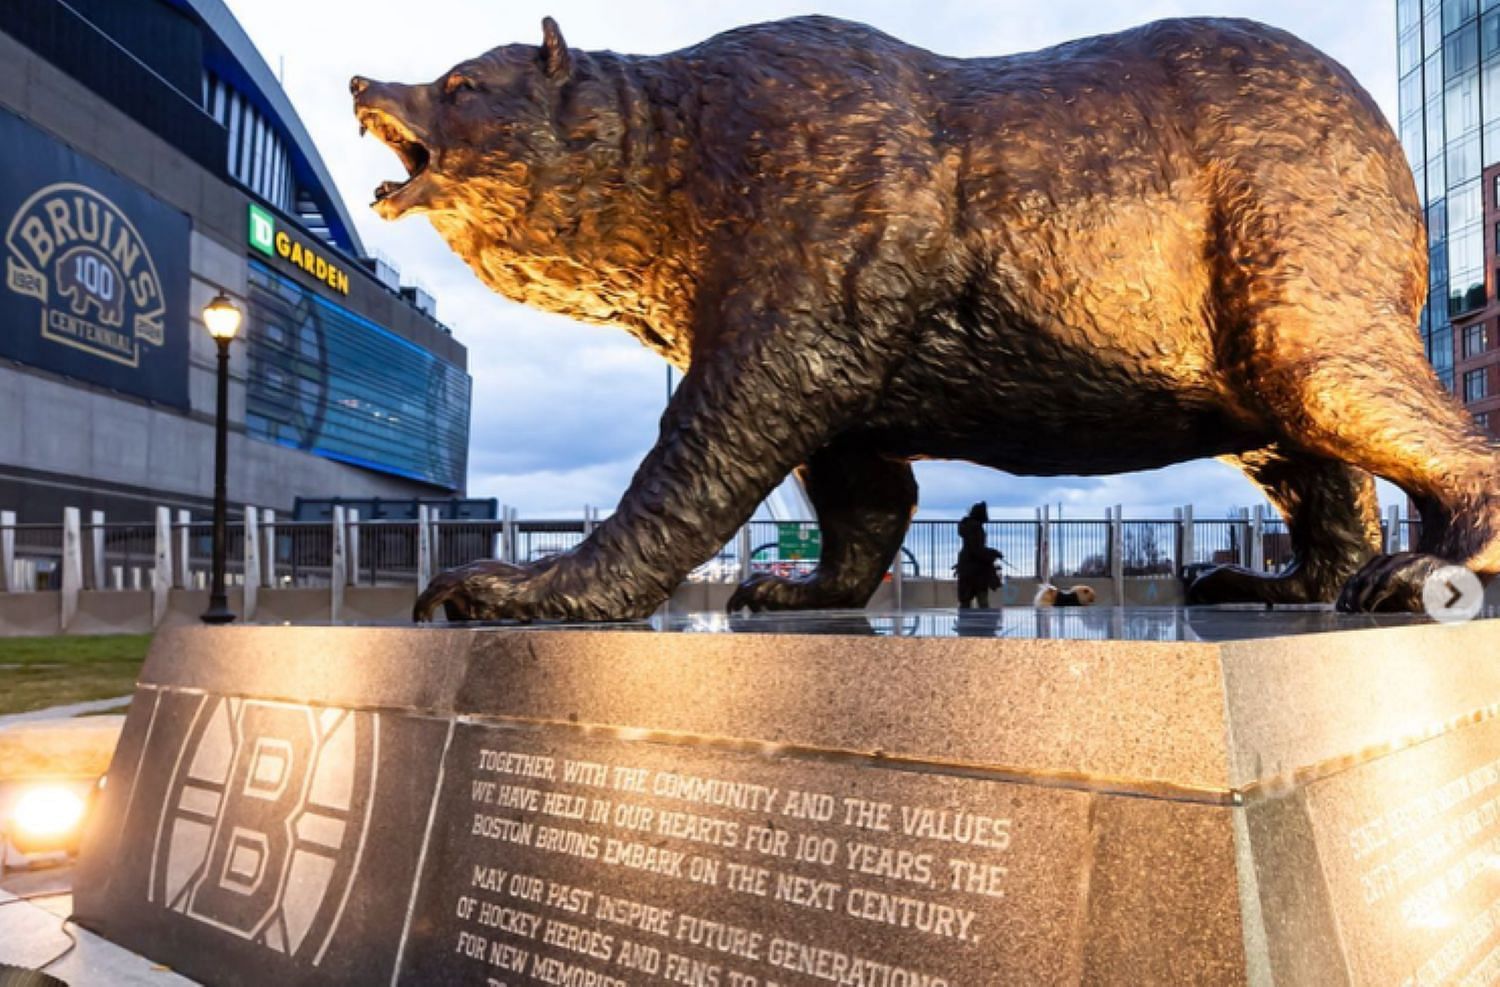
[{"xmin": 7, "ymin": 783, "xmax": 88, "ymax": 855}]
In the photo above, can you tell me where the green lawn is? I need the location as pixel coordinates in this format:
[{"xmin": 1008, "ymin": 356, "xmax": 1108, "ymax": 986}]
[{"xmin": 0, "ymin": 634, "xmax": 151, "ymax": 716}]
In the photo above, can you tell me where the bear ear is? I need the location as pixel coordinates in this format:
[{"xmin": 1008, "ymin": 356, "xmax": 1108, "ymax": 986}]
[{"xmin": 540, "ymin": 16, "xmax": 571, "ymax": 79}]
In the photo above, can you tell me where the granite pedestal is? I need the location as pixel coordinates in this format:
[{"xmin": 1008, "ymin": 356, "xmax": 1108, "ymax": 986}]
[{"xmin": 72, "ymin": 609, "xmax": 1500, "ymax": 984}]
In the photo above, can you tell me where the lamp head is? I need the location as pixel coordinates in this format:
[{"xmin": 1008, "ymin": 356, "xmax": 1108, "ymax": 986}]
[{"xmin": 203, "ymin": 291, "xmax": 242, "ymax": 341}]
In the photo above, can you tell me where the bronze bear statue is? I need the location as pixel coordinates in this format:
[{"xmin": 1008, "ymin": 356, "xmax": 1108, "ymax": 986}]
[{"xmin": 351, "ymin": 15, "xmax": 1497, "ymax": 620}]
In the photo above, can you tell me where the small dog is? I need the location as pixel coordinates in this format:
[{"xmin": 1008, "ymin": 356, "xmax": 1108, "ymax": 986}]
[{"xmin": 1034, "ymin": 584, "xmax": 1097, "ymax": 607}]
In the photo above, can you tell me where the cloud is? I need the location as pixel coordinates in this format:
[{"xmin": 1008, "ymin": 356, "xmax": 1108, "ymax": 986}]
[{"xmin": 227, "ymin": 0, "xmax": 1405, "ymax": 520}]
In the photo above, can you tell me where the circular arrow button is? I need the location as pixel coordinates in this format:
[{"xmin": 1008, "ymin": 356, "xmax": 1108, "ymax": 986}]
[{"xmin": 1422, "ymin": 565, "xmax": 1484, "ymax": 624}]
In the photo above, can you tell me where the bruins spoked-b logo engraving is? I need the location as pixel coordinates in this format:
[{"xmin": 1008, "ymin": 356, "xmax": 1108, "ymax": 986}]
[
  {"xmin": 5, "ymin": 182, "xmax": 167, "ymax": 366},
  {"xmin": 149, "ymin": 697, "xmax": 379, "ymax": 964}
]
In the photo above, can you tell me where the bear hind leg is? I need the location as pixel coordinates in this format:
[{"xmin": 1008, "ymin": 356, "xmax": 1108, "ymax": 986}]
[
  {"xmin": 727, "ymin": 439, "xmax": 916, "ymax": 612},
  {"xmin": 1187, "ymin": 447, "xmax": 1382, "ymax": 605},
  {"xmin": 1252, "ymin": 336, "xmax": 1500, "ymax": 612}
]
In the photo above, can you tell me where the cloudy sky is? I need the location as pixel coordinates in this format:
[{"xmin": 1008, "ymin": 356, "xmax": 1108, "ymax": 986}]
[{"xmin": 225, "ymin": 0, "xmax": 1402, "ymax": 519}]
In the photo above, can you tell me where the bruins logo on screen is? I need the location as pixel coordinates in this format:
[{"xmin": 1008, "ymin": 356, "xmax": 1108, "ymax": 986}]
[
  {"xmin": 148, "ymin": 697, "xmax": 379, "ymax": 964},
  {"xmin": 5, "ymin": 182, "xmax": 167, "ymax": 367}
]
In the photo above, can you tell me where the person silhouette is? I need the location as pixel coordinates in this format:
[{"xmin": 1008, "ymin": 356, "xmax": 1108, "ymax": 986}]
[{"xmin": 954, "ymin": 501, "xmax": 1004, "ymax": 608}]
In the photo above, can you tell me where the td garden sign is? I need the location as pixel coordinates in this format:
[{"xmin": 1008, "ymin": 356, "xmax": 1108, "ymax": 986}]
[
  {"xmin": 248, "ymin": 204, "xmax": 350, "ymax": 295},
  {"xmin": 0, "ymin": 110, "xmax": 189, "ymax": 408}
]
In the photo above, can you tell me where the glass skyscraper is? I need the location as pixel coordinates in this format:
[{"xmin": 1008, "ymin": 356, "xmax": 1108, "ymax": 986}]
[{"xmin": 1398, "ymin": 0, "xmax": 1500, "ymax": 437}]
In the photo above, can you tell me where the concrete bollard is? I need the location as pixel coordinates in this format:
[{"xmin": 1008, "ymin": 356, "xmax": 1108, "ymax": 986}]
[
  {"xmin": 61, "ymin": 507, "xmax": 82, "ymax": 631},
  {"xmin": 0, "ymin": 510, "xmax": 13, "ymax": 593},
  {"xmin": 417, "ymin": 506, "xmax": 433, "ymax": 594},
  {"xmin": 737, "ymin": 525, "xmax": 752, "ymax": 584},
  {"xmin": 1251, "ymin": 505, "xmax": 1266, "ymax": 572},
  {"xmin": 1180, "ymin": 505, "xmax": 1195, "ymax": 575},
  {"xmin": 261, "ymin": 508, "xmax": 277, "ymax": 588},
  {"xmin": 243, "ymin": 507, "xmax": 260, "ymax": 622},
  {"xmin": 1036, "ymin": 506, "xmax": 1051, "ymax": 584},
  {"xmin": 174, "ymin": 509, "xmax": 191, "ymax": 590},
  {"xmin": 348, "ymin": 508, "xmax": 361, "ymax": 588},
  {"xmin": 152, "ymin": 506, "xmax": 172, "ymax": 627},
  {"xmin": 1109, "ymin": 504, "xmax": 1124, "ymax": 604},
  {"xmin": 89, "ymin": 510, "xmax": 106, "ymax": 591},
  {"xmin": 330, "ymin": 505, "xmax": 347, "ymax": 623}
]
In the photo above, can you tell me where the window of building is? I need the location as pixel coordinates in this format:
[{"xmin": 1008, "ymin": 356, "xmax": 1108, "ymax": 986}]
[
  {"xmin": 1451, "ymin": 179, "xmax": 1484, "ymax": 227},
  {"xmin": 1464, "ymin": 322, "xmax": 1489, "ymax": 356},
  {"xmin": 1476, "ymin": 411, "xmax": 1491, "ymax": 432},
  {"xmin": 1449, "ymin": 224, "xmax": 1487, "ymax": 313},
  {"xmin": 1465, "ymin": 368, "xmax": 1489, "ymax": 402},
  {"xmin": 1449, "ymin": 129, "xmax": 1483, "ymax": 184},
  {"xmin": 1485, "ymin": 8, "xmax": 1500, "ymax": 57},
  {"xmin": 1447, "ymin": 0, "xmax": 1479, "ymax": 35}
]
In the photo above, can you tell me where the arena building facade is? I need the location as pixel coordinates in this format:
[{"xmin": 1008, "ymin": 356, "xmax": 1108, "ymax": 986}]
[{"xmin": 0, "ymin": 0, "xmax": 472, "ymax": 522}]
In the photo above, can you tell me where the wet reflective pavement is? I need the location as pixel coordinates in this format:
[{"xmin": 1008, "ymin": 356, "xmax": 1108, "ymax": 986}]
[{"xmin": 450, "ymin": 605, "xmax": 1500, "ymax": 643}]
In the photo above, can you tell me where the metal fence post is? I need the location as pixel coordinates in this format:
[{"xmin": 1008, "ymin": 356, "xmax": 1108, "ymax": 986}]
[
  {"xmin": 1236, "ymin": 507, "xmax": 1251, "ymax": 568},
  {"xmin": 261, "ymin": 508, "xmax": 276, "ymax": 588},
  {"xmin": 243, "ymin": 507, "xmax": 260, "ymax": 621},
  {"xmin": 417, "ymin": 506, "xmax": 433, "ymax": 593},
  {"xmin": 61, "ymin": 507, "xmax": 82, "ymax": 631},
  {"xmin": 1109, "ymin": 504, "xmax": 1124, "ymax": 603},
  {"xmin": 174, "ymin": 509, "xmax": 191, "ymax": 590},
  {"xmin": 507, "ymin": 506, "xmax": 519, "ymax": 564},
  {"xmin": 499, "ymin": 505, "xmax": 513, "ymax": 563},
  {"xmin": 0, "ymin": 510, "xmax": 13, "ymax": 593},
  {"xmin": 1251, "ymin": 505, "xmax": 1266, "ymax": 572},
  {"xmin": 330, "ymin": 505, "xmax": 347, "ymax": 623},
  {"xmin": 347, "ymin": 508, "xmax": 361, "ymax": 588},
  {"xmin": 1386, "ymin": 504, "xmax": 1402, "ymax": 553},
  {"xmin": 89, "ymin": 509, "xmax": 106, "ymax": 591},
  {"xmin": 153, "ymin": 506, "xmax": 172, "ymax": 626}
]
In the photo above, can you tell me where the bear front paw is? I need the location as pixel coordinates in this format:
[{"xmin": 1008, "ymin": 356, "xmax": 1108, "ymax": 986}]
[
  {"xmin": 414, "ymin": 559, "xmax": 561, "ymax": 622},
  {"xmin": 1335, "ymin": 552, "xmax": 1450, "ymax": 614},
  {"xmin": 727, "ymin": 572, "xmax": 868, "ymax": 613}
]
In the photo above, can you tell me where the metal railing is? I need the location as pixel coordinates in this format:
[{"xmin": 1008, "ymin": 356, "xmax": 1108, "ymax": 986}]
[{"xmin": 0, "ymin": 505, "xmax": 1426, "ymax": 593}]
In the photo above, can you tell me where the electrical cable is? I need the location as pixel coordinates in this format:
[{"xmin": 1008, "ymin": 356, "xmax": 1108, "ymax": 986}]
[{"xmin": 0, "ymin": 889, "xmax": 78, "ymax": 984}]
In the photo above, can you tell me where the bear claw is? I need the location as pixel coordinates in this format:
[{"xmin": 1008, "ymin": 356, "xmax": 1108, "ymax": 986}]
[{"xmin": 1335, "ymin": 552, "xmax": 1450, "ymax": 614}]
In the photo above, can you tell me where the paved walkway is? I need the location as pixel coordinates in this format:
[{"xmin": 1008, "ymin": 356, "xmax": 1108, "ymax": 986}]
[
  {"xmin": 0, "ymin": 695, "xmax": 131, "ymax": 729},
  {"xmin": 0, "ymin": 888, "xmax": 196, "ymax": 985}
]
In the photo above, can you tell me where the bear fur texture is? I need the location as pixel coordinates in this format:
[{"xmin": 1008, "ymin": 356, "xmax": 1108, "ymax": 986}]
[{"xmin": 351, "ymin": 15, "xmax": 1498, "ymax": 620}]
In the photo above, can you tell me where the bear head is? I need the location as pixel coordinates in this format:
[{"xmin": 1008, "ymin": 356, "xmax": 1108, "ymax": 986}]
[
  {"xmin": 350, "ymin": 17, "xmax": 580, "ymax": 226},
  {"xmin": 351, "ymin": 18, "xmax": 683, "ymax": 346}
]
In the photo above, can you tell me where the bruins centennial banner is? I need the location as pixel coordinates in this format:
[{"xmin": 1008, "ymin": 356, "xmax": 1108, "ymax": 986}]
[{"xmin": 1, "ymin": 110, "xmax": 190, "ymax": 408}]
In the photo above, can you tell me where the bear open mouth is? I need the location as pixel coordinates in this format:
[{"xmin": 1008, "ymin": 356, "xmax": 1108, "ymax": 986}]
[{"xmin": 360, "ymin": 110, "xmax": 431, "ymax": 202}]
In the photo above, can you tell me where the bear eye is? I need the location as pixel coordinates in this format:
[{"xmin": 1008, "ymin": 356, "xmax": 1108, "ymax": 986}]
[{"xmin": 444, "ymin": 73, "xmax": 477, "ymax": 96}]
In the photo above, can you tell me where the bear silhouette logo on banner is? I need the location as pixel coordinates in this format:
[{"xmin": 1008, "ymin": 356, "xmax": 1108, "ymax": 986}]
[{"xmin": 6, "ymin": 182, "xmax": 168, "ymax": 367}]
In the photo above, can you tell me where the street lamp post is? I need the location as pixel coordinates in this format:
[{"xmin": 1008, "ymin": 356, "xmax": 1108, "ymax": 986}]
[{"xmin": 201, "ymin": 291, "xmax": 242, "ymax": 625}]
